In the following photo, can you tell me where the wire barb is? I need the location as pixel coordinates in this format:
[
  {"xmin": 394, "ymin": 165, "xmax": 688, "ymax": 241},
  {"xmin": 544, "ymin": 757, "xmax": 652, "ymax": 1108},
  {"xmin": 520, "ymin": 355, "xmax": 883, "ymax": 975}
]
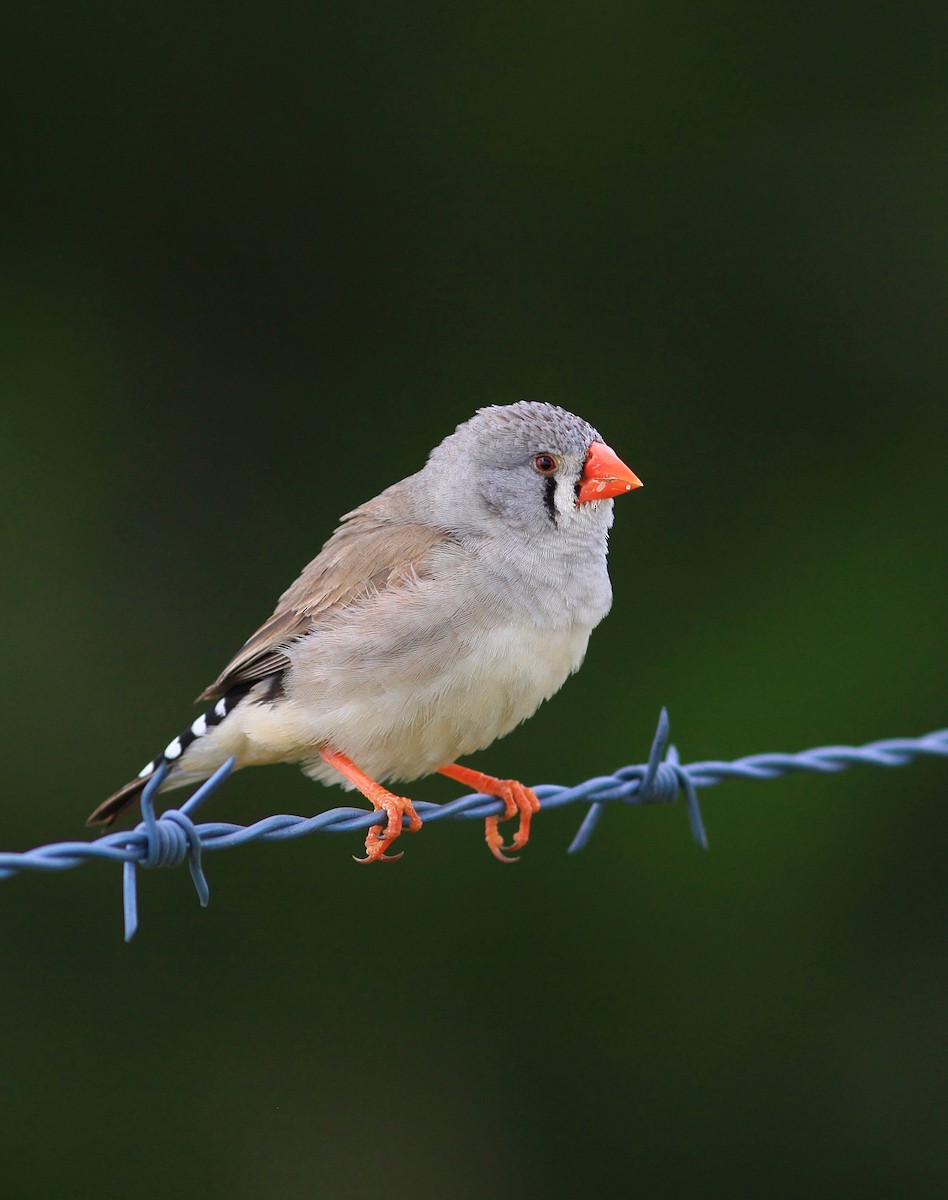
[
  {"xmin": 566, "ymin": 706, "xmax": 707, "ymax": 853},
  {"xmin": 121, "ymin": 757, "xmax": 235, "ymax": 941},
  {"xmin": 1, "ymin": 714, "xmax": 945, "ymax": 940}
]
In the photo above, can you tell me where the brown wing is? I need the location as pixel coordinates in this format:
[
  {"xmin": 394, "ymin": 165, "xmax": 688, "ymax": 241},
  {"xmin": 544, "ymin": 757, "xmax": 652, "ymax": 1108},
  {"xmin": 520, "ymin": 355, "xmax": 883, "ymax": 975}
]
[{"xmin": 196, "ymin": 511, "xmax": 449, "ymax": 702}]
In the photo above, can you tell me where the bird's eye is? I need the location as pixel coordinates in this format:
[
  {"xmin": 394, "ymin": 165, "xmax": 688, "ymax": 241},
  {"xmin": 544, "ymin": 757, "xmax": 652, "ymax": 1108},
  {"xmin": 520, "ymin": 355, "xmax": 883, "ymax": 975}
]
[{"xmin": 533, "ymin": 454, "xmax": 557, "ymax": 474}]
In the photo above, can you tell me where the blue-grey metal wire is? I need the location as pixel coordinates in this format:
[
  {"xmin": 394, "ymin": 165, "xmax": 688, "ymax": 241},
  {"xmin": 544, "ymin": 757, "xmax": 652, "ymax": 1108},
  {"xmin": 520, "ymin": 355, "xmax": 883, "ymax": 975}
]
[{"xmin": 1, "ymin": 709, "xmax": 945, "ymax": 941}]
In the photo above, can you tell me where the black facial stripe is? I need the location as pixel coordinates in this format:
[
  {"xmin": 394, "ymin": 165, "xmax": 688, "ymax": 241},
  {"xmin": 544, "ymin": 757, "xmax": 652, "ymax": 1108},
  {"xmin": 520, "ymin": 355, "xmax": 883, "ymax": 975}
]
[{"xmin": 543, "ymin": 475, "xmax": 558, "ymax": 524}]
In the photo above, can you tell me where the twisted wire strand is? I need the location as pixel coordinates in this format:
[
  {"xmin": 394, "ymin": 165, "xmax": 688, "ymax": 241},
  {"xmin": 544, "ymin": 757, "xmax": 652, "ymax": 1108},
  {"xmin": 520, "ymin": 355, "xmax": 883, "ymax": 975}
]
[{"xmin": 1, "ymin": 710, "xmax": 945, "ymax": 941}]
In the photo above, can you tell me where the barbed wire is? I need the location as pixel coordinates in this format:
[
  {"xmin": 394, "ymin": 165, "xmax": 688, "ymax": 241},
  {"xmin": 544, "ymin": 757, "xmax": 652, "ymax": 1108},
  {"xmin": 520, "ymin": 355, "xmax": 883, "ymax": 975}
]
[{"xmin": 1, "ymin": 709, "xmax": 946, "ymax": 941}]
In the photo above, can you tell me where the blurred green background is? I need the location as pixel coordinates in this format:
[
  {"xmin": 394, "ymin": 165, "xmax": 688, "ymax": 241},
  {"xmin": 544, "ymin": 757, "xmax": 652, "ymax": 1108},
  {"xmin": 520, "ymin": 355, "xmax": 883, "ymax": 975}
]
[{"xmin": 1, "ymin": 4, "xmax": 945, "ymax": 1197}]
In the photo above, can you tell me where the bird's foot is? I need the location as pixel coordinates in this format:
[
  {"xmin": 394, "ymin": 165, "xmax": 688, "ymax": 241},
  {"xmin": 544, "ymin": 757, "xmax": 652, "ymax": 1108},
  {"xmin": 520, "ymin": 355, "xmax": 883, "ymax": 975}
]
[
  {"xmin": 319, "ymin": 748, "xmax": 423, "ymax": 863},
  {"xmin": 483, "ymin": 779, "xmax": 541, "ymax": 862},
  {"xmin": 354, "ymin": 791, "xmax": 423, "ymax": 863},
  {"xmin": 438, "ymin": 764, "xmax": 541, "ymax": 863}
]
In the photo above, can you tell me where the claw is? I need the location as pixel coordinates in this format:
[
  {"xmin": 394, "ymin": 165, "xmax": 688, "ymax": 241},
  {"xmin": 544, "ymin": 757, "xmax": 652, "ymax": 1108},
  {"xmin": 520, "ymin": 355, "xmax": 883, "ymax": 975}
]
[
  {"xmin": 353, "ymin": 837, "xmax": 407, "ymax": 864},
  {"xmin": 485, "ymin": 816, "xmax": 520, "ymax": 863}
]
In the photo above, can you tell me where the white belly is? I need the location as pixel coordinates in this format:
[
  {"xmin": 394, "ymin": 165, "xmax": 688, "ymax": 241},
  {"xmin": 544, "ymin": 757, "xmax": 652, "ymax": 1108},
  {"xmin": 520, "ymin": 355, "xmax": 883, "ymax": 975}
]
[{"xmin": 300, "ymin": 618, "xmax": 592, "ymax": 784}]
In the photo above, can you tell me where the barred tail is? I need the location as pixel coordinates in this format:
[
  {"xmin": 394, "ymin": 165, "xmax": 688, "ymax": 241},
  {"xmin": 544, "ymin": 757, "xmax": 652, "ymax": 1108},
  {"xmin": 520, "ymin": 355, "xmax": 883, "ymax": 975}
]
[{"xmin": 86, "ymin": 682, "xmax": 255, "ymax": 828}]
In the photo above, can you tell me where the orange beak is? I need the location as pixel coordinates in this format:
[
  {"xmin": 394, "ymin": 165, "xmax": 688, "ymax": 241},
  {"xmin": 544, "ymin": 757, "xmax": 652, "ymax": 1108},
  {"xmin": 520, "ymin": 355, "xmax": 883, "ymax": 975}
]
[{"xmin": 576, "ymin": 441, "xmax": 643, "ymax": 503}]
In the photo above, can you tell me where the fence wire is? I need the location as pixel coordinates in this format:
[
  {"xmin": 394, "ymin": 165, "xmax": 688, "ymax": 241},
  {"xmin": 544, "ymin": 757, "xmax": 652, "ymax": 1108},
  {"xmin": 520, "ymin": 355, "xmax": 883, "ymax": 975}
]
[{"xmin": 2, "ymin": 709, "xmax": 945, "ymax": 940}]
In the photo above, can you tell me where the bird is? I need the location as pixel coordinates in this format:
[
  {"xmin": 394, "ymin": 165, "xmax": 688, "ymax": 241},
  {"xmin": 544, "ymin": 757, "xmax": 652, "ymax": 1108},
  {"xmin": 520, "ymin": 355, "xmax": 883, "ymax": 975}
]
[{"xmin": 87, "ymin": 401, "xmax": 642, "ymax": 862}]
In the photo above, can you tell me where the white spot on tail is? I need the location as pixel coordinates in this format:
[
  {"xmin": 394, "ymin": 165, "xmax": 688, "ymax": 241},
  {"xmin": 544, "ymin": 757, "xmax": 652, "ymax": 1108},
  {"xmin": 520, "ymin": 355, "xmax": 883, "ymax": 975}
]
[
  {"xmin": 138, "ymin": 762, "xmax": 154, "ymax": 778},
  {"xmin": 164, "ymin": 737, "xmax": 183, "ymax": 760},
  {"xmin": 215, "ymin": 699, "xmax": 227, "ymax": 718},
  {"xmin": 191, "ymin": 714, "xmax": 208, "ymax": 737}
]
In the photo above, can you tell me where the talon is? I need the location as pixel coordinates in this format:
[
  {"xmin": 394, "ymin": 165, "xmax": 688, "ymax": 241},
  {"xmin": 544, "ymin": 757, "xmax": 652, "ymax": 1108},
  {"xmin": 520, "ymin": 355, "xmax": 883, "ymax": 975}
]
[
  {"xmin": 353, "ymin": 849, "xmax": 405, "ymax": 864},
  {"xmin": 485, "ymin": 816, "xmax": 520, "ymax": 863}
]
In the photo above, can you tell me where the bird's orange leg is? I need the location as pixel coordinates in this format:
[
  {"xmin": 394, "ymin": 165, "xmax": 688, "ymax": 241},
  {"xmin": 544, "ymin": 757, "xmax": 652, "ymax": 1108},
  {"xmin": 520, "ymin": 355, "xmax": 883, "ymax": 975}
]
[
  {"xmin": 438, "ymin": 764, "xmax": 541, "ymax": 863},
  {"xmin": 319, "ymin": 749, "xmax": 422, "ymax": 863}
]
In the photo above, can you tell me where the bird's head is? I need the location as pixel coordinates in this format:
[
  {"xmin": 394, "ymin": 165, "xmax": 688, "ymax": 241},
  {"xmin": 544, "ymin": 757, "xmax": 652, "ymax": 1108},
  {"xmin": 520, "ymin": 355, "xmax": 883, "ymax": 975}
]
[{"xmin": 424, "ymin": 400, "xmax": 641, "ymax": 537}]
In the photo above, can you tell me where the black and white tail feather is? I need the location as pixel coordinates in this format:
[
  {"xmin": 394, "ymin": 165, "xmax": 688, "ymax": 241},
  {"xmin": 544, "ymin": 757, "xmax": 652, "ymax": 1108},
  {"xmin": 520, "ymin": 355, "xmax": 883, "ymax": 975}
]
[{"xmin": 86, "ymin": 682, "xmax": 256, "ymax": 827}]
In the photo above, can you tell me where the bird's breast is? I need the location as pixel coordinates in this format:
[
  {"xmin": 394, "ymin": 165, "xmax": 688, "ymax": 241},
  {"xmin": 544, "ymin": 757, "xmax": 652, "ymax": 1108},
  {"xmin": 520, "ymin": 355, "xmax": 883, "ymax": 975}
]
[{"xmin": 283, "ymin": 615, "xmax": 594, "ymax": 785}]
